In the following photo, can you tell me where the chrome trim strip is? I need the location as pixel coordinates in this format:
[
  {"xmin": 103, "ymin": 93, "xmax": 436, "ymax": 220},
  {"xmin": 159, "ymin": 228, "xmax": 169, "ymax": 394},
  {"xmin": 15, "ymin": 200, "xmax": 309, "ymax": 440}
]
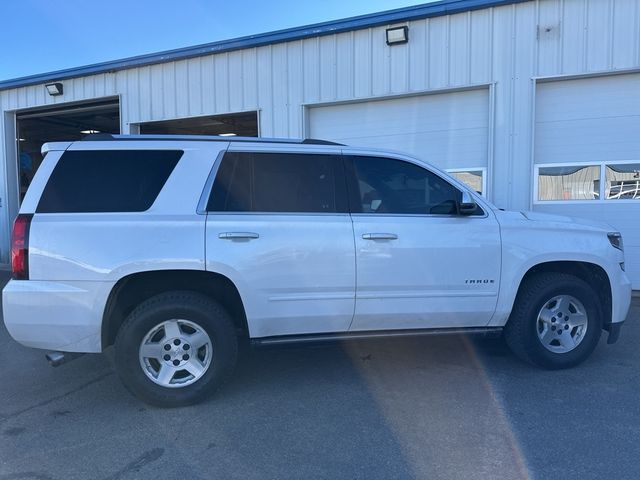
[
  {"xmin": 268, "ymin": 293, "xmax": 354, "ymax": 302},
  {"xmin": 356, "ymin": 291, "xmax": 497, "ymax": 299}
]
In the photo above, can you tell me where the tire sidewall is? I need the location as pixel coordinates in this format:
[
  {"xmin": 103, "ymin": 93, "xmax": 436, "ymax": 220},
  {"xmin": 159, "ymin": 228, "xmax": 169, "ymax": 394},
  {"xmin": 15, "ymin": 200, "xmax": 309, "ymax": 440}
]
[
  {"xmin": 520, "ymin": 279, "xmax": 602, "ymax": 368},
  {"xmin": 115, "ymin": 294, "xmax": 237, "ymax": 407}
]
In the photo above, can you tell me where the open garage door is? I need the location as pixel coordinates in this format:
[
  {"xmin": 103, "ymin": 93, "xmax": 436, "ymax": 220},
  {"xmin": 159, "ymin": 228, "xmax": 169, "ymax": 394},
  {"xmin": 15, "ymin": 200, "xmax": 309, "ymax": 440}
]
[
  {"xmin": 533, "ymin": 73, "xmax": 640, "ymax": 288},
  {"xmin": 16, "ymin": 98, "xmax": 120, "ymax": 202},
  {"xmin": 139, "ymin": 111, "xmax": 258, "ymax": 137},
  {"xmin": 307, "ymin": 88, "xmax": 489, "ymax": 194}
]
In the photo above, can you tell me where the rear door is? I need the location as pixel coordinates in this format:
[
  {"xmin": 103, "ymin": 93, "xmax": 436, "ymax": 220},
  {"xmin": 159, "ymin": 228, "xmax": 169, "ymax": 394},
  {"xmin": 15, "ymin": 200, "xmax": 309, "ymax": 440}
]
[
  {"xmin": 345, "ymin": 153, "xmax": 501, "ymax": 331},
  {"xmin": 204, "ymin": 146, "xmax": 355, "ymax": 338}
]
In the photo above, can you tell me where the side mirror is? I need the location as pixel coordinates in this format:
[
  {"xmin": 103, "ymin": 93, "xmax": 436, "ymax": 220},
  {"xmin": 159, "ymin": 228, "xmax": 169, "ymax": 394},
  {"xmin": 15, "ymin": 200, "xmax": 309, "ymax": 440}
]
[{"xmin": 458, "ymin": 191, "xmax": 478, "ymax": 215}]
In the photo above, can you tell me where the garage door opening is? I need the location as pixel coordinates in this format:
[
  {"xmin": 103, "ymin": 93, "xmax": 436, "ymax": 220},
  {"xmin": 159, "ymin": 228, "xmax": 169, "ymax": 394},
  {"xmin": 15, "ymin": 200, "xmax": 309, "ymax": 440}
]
[
  {"xmin": 17, "ymin": 98, "xmax": 120, "ymax": 201},
  {"xmin": 139, "ymin": 111, "xmax": 258, "ymax": 137}
]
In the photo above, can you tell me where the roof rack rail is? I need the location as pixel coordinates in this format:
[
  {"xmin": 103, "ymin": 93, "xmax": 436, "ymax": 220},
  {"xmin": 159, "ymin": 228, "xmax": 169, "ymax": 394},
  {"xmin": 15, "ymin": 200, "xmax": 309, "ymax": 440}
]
[
  {"xmin": 301, "ymin": 138, "xmax": 343, "ymax": 145},
  {"xmin": 82, "ymin": 133, "xmax": 117, "ymax": 141},
  {"xmin": 80, "ymin": 133, "xmax": 344, "ymax": 146}
]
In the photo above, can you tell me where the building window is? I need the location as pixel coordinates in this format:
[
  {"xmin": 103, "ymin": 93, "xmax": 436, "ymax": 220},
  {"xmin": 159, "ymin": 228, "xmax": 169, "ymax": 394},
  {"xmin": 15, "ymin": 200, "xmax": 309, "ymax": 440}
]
[
  {"xmin": 534, "ymin": 161, "xmax": 640, "ymax": 203},
  {"xmin": 537, "ymin": 165, "xmax": 600, "ymax": 201},
  {"xmin": 605, "ymin": 163, "xmax": 640, "ymax": 200},
  {"xmin": 446, "ymin": 168, "xmax": 486, "ymax": 196}
]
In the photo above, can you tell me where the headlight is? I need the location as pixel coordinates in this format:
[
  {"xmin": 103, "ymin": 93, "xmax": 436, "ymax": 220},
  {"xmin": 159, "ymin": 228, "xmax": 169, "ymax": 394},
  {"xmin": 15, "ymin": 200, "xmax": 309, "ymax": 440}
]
[{"xmin": 607, "ymin": 232, "xmax": 624, "ymax": 251}]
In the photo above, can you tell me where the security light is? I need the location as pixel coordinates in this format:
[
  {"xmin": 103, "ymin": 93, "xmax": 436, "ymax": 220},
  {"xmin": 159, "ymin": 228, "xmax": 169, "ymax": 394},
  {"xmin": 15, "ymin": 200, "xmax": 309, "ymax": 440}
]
[
  {"xmin": 386, "ymin": 26, "xmax": 408, "ymax": 45},
  {"xmin": 45, "ymin": 82, "xmax": 64, "ymax": 96}
]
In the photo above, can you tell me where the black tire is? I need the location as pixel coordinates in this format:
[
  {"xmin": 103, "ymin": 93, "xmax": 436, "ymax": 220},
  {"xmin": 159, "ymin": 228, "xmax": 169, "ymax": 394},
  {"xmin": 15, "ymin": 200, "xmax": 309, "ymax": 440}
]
[
  {"xmin": 504, "ymin": 272, "xmax": 602, "ymax": 369},
  {"xmin": 114, "ymin": 291, "xmax": 238, "ymax": 407}
]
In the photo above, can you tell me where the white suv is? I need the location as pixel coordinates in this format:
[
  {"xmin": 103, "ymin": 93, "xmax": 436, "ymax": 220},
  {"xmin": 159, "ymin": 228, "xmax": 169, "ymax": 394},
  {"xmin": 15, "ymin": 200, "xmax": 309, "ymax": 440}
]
[{"xmin": 3, "ymin": 135, "xmax": 632, "ymax": 406}]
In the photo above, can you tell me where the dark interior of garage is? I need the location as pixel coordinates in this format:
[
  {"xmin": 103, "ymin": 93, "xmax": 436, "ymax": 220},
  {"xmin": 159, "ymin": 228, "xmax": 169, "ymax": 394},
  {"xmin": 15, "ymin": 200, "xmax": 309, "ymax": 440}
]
[
  {"xmin": 17, "ymin": 99, "xmax": 120, "ymax": 200},
  {"xmin": 139, "ymin": 111, "xmax": 258, "ymax": 137}
]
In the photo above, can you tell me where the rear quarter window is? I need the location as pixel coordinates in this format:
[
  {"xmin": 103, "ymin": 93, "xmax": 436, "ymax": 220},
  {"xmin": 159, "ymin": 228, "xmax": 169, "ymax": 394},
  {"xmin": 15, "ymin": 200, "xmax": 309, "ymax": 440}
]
[{"xmin": 36, "ymin": 150, "xmax": 182, "ymax": 213}]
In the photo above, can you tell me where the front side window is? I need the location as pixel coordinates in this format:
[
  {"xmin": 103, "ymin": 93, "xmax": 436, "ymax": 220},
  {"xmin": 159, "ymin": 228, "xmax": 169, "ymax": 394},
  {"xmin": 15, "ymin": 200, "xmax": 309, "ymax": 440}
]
[
  {"xmin": 208, "ymin": 152, "xmax": 345, "ymax": 213},
  {"xmin": 348, "ymin": 156, "xmax": 465, "ymax": 215}
]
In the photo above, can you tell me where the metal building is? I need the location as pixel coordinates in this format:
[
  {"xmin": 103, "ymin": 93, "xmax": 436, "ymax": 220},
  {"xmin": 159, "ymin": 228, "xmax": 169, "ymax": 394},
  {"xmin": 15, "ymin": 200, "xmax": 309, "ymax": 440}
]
[{"xmin": 1, "ymin": 0, "xmax": 639, "ymax": 287}]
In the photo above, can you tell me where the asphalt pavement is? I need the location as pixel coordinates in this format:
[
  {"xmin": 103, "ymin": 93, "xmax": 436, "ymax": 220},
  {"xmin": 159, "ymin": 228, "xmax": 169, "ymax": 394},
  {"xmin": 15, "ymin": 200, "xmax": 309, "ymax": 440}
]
[{"xmin": 0, "ymin": 272, "xmax": 638, "ymax": 480}]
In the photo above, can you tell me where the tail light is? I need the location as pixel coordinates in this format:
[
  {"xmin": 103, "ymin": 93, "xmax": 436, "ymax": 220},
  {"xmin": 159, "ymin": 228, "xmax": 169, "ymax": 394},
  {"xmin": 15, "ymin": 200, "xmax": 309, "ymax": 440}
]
[{"xmin": 11, "ymin": 214, "xmax": 33, "ymax": 280}]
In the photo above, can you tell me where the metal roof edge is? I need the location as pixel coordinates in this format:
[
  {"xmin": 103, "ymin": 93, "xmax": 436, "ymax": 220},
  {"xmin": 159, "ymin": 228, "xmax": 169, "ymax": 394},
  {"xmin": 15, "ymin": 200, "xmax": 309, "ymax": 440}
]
[{"xmin": 0, "ymin": 0, "xmax": 527, "ymax": 91}]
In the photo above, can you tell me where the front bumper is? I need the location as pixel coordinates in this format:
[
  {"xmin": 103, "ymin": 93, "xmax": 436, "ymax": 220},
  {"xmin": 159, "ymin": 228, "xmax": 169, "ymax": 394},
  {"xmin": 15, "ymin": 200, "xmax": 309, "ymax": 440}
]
[
  {"xmin": 610, "ymin": 266, "xmax": 632, "ymax": 325},
  {"xmin": 604, "ymin": 321, "xmax": 624, "ymax": 344},
  {"xmin": 2, "ymin": 279, "xmax": 113, "ymax": 353}
]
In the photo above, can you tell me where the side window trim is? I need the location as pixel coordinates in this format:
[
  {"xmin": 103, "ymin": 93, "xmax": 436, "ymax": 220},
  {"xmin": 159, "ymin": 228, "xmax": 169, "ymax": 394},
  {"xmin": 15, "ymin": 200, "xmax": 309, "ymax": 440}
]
[
  {"xmin": 197, "ymin": 149, "xmax": 227, "ymax": 215},
  {"xmin": 342, "ymin": 154, "xmax": 366, "ymax": 214}
]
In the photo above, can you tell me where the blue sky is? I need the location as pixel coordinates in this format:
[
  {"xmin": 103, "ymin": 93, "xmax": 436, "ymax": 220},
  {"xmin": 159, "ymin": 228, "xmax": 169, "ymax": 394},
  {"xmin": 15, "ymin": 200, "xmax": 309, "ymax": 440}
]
[{"xmin": 0, "ymin": 0, "xmax": 431, "ymax": 81}]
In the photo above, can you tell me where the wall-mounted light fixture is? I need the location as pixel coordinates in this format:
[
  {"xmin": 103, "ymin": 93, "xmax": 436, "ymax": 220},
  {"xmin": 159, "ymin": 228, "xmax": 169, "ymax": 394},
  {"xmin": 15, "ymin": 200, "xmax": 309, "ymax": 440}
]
[
  {"xmin": 386, "ymin": 26, "xmax": 408, "ymax": 45},
  {"xmin": 45, "ymin": 82, "xmax": 64, "ymax": 96}
]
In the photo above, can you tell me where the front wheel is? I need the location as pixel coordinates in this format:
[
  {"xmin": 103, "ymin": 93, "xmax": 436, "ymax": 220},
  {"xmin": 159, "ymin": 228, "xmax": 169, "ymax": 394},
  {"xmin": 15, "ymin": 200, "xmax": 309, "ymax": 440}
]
[
  {"xmin": 504, "ymin": 273, "xmax": 602, "ymax": 369},
  {"xmin": 114, "ymin": 291, "xmax": 238, "ymax": 407}
]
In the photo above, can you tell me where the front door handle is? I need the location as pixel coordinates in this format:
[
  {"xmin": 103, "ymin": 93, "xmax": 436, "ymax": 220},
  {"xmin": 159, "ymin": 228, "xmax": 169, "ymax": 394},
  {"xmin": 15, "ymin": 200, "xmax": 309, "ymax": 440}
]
[
  {"xmin": 362, "ymin": 233, "xmax": 398, "ymax": 240},
  {"xmin": 218, "ymin": 232, "xmax": 260, "ymax": 240}
]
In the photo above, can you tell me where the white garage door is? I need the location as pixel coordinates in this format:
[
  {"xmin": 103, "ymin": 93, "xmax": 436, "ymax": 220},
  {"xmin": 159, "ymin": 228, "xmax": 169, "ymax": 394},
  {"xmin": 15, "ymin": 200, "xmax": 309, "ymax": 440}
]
[
  {"xmin": 533, "ymin": 73, "xmax": 640, "ymax": 288},
  {"xmin": 308, "ymin": 88, "xmax": 489, "ymax": 185}
]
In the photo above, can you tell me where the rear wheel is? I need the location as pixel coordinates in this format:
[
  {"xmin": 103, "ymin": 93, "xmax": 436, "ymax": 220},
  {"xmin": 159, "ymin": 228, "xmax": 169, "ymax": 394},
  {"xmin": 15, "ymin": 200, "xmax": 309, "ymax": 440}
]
[
  {"xmin": 504, "ymin": 273, "xmax": 602, "ymax": 369},
  {"xmin": 115, "ymin": 291, "xmax": 237, "ymax": 407}
]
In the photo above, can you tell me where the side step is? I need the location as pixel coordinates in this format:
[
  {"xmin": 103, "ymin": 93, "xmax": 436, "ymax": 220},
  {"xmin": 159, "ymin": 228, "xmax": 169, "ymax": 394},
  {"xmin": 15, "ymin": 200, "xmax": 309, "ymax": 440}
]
[
  {"xmin": 251, "ymin": 327, "xmax": 503, "ymax": 347},
  {"xmin": 45, "ymin": 351, "xmax": 84, "ymax": 367}
]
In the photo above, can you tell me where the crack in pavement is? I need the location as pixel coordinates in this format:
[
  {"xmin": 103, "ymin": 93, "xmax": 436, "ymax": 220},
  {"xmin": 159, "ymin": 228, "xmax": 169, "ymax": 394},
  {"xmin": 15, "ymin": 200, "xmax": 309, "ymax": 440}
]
[
  {"xmin": 0, "ymin": 371, "xmax": 114, "ymax": 424},
  {"xmin": 100, "ymin": 448, "xmax": 165, "ymax": 480}
]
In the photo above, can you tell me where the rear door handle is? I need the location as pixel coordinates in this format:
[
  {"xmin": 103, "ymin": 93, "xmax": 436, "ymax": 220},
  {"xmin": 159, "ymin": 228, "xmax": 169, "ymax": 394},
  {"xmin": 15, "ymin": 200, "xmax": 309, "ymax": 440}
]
[
  {"xmin": 362, "ymin": 233, "xmax": 398, "ymax": 240},
  {"xmin": 218, "ymin": 232, "xmax": 260, "ymax": 240}
]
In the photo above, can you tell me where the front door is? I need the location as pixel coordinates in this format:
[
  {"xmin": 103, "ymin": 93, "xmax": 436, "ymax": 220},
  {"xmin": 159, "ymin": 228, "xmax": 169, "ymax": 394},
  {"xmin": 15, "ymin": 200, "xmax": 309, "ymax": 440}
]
[{"xmin": 345, "ymin": 154, "xmax": 501, "ymax": 331}]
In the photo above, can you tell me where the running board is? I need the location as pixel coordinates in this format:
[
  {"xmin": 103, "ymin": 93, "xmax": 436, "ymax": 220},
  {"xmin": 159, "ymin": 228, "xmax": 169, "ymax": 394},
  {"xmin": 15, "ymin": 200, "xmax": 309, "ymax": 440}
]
[{"xmin": 251, "ymin": 327, "xmax": 503, "ymax": 347}]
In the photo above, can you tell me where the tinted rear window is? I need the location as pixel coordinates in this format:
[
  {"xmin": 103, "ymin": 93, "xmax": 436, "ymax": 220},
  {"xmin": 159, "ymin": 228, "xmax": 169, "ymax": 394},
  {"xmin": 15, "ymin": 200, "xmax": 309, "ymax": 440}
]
[
  {"xmin": 37, "ymin": 150, "xmax": 182, "ymax": 213},
  {"xmin": 207, "ymin": 152, "xmax": 346, "ymax": 213}
]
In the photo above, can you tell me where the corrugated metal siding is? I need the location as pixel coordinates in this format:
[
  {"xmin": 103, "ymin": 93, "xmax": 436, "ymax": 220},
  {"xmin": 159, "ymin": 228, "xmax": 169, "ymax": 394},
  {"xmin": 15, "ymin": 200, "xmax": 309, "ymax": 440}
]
[{"xmin": 1, "ymin": 0, "xmax": 640, "ymax": 258}]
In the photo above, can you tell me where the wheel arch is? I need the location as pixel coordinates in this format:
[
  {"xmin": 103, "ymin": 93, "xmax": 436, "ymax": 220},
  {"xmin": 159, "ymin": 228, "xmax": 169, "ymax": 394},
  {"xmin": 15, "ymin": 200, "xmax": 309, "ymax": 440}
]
[
  {"xmin": 511, "ymin": 261, "xmax": 612, "ymax": 328},
  {"xmin": 101, "ymin": 269, "xmax": 248, "ymax": 349}
]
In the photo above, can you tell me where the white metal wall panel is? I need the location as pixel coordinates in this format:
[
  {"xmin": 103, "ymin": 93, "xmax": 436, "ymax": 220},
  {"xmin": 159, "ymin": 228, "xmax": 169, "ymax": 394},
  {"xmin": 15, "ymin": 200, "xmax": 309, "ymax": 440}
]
[
  {"xmin": 535, "ymin": 74, "xmax": 640, "ymax": 164},
  {"xmin": 534, "ymin": 73, "xmax": 640, "ymax": 288},
  {"xmin": 308, "ymin": 88, "xmax": 489, "ymax": 170}
]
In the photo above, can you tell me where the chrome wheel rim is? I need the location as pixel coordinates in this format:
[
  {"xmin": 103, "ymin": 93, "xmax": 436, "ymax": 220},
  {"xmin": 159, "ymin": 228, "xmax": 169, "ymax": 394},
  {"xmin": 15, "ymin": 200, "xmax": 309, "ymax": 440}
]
[
  {"xmin": 139, "ymin": 319, "xmax": 213, "ymax": 388},
  {"xmin": 536, "ymin": 295, "xmax": 588, "ymax": 354}
]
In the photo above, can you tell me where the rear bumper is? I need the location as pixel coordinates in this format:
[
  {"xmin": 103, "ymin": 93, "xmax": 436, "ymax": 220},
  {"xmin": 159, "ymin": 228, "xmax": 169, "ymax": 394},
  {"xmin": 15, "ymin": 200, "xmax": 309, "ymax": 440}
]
[{"xmin": 2, "ymin": 279, "xmax": 113, "ymax": 353}]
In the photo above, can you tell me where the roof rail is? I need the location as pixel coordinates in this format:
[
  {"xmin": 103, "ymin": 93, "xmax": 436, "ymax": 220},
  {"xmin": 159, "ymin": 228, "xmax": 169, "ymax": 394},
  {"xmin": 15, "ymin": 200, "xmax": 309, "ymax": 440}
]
[
  {"xmin": 80, "ymin": 133, "xmax": 344, "ymax": 146},
  {"xmin": 301, "ymin": 138, "xmax": 344, "ymax": 145}
]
